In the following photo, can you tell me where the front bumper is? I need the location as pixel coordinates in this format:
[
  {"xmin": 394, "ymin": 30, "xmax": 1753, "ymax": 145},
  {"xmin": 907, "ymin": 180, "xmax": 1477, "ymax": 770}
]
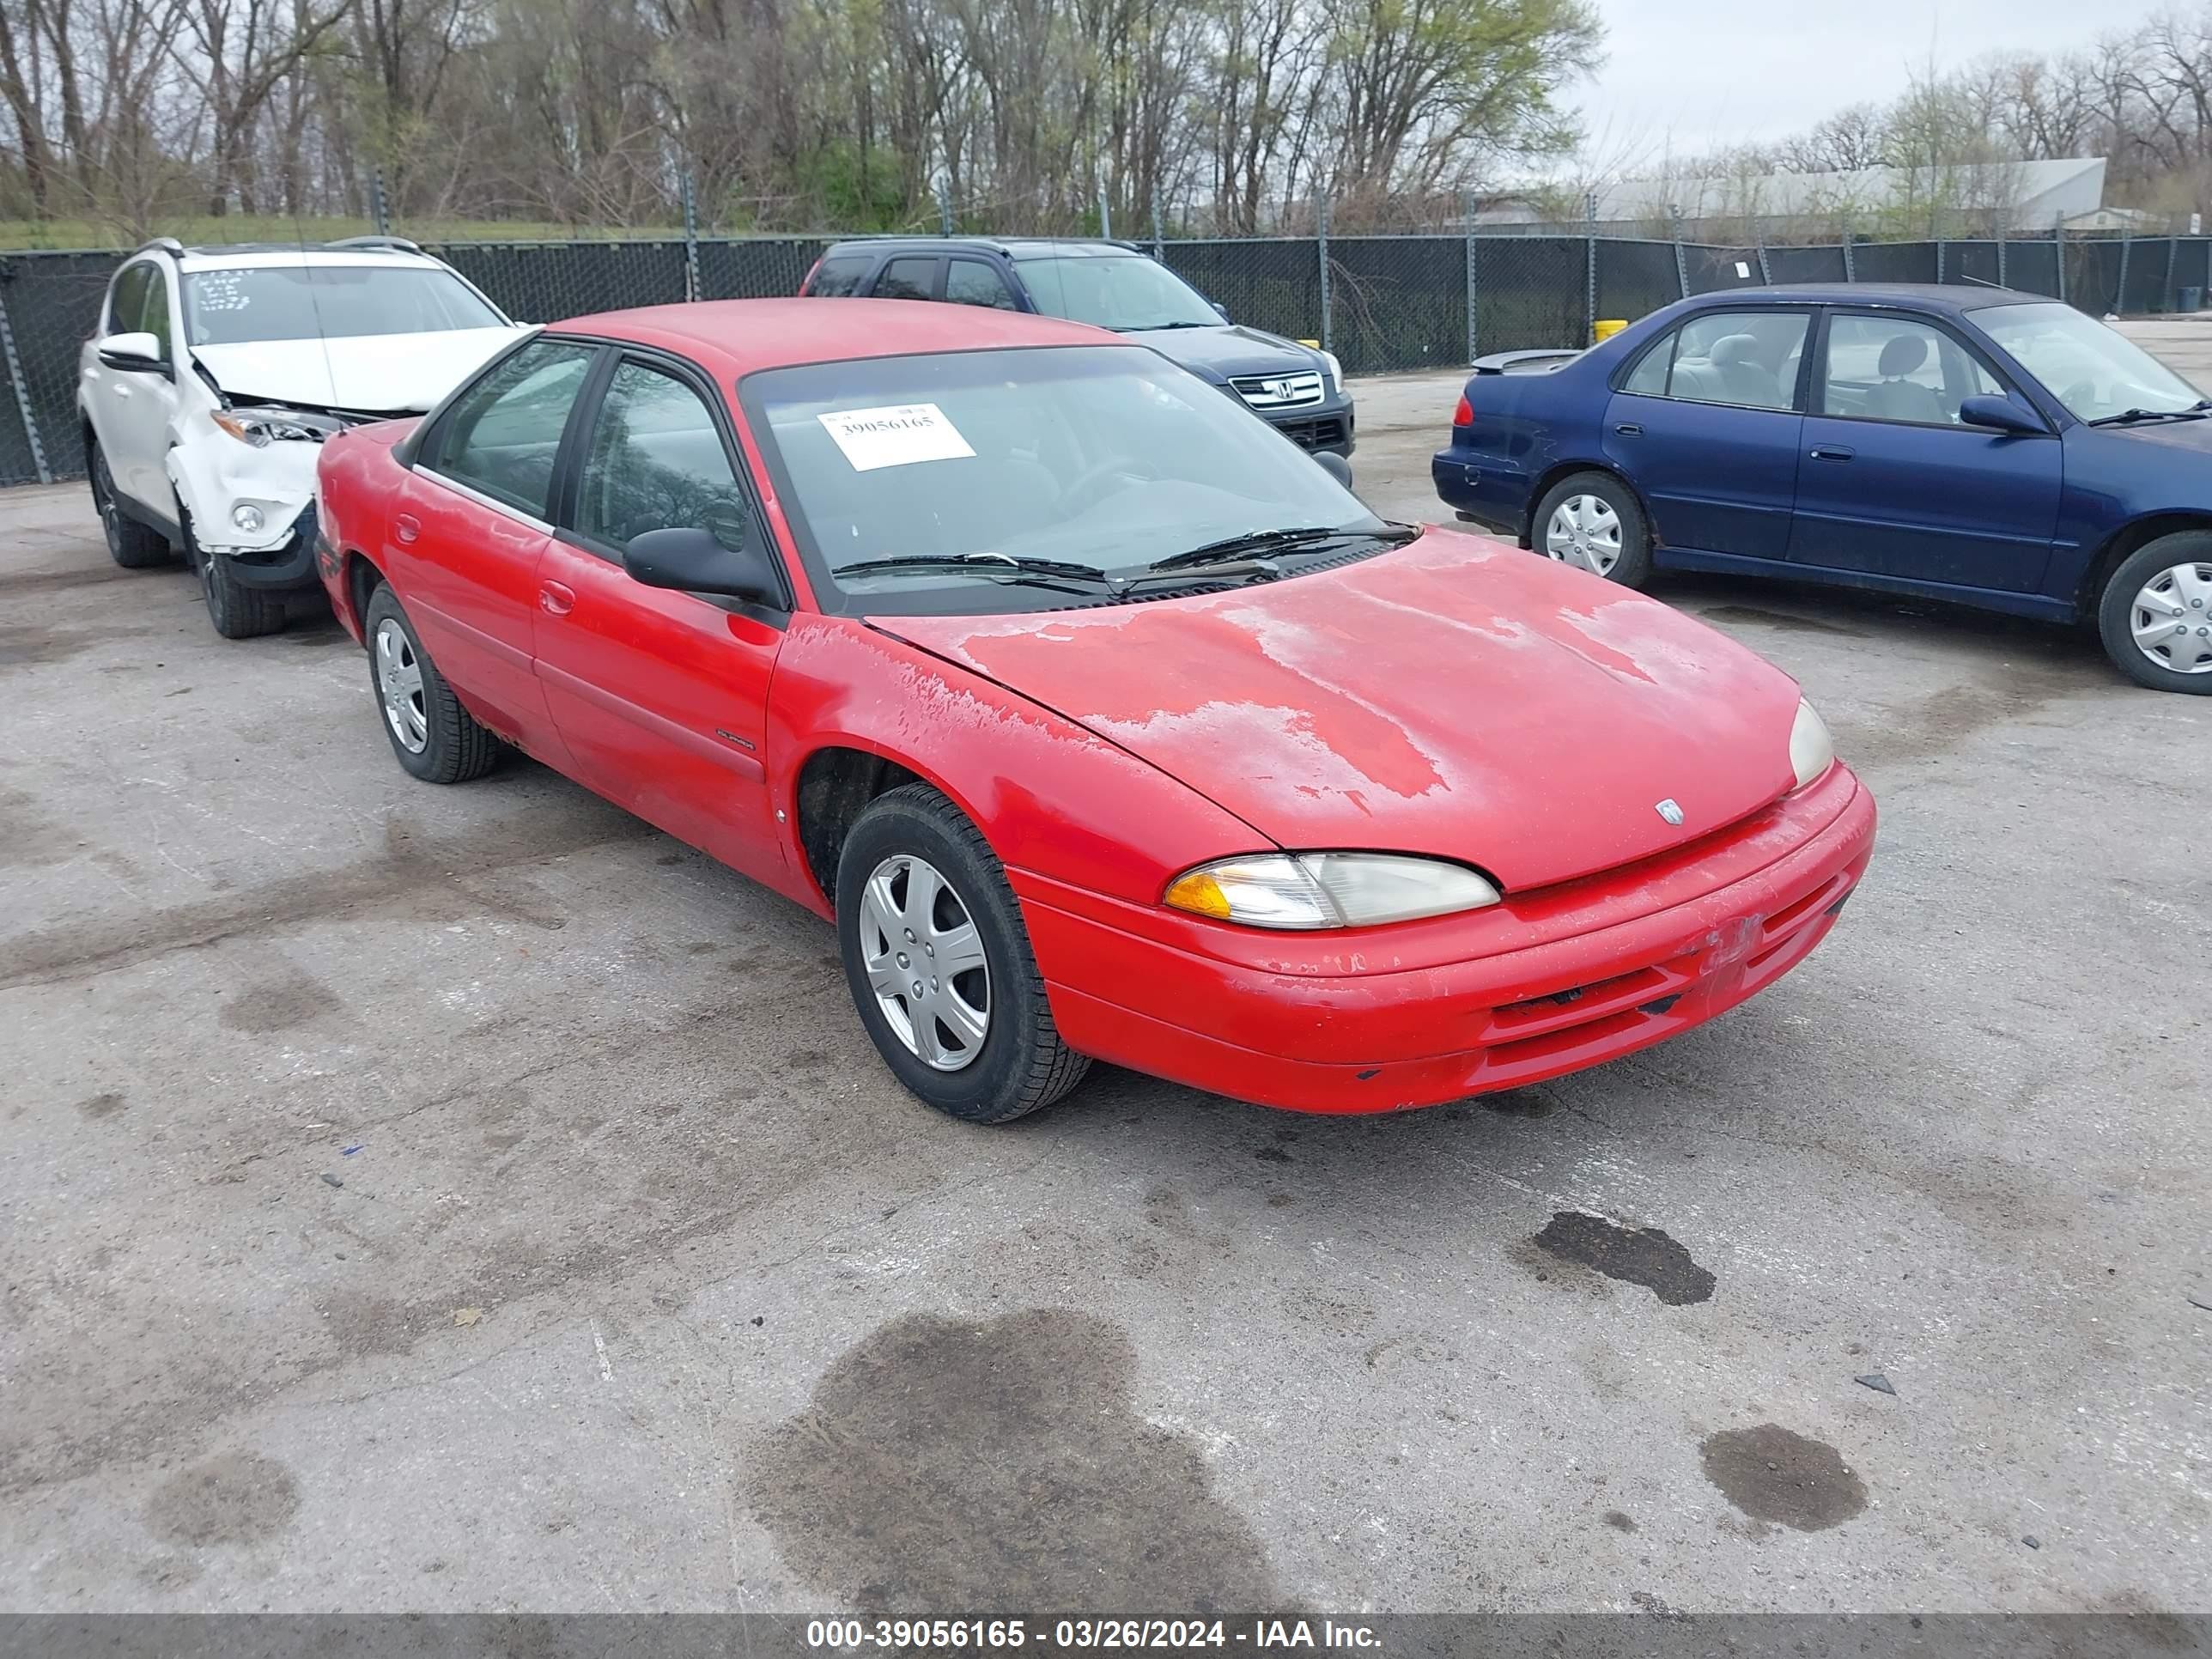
[
  {"xmin": 220, "ymin": 506, "xmax": 322, "ymax": 591},
  {"xmin": 1018, "ymin": 765, "xmax": 1876, "ymax": 1113},
  {"xmin": 1261, "ymin": 398, "xmax": 1355, "ymax": 456}
]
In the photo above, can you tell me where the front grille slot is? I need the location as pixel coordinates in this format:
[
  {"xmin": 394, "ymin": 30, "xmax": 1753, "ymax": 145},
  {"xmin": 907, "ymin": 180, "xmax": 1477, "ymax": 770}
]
[
  {"xmin": 1233, "ymin": 371, "xmax": 1325, "ymax": 410},
  {"xmin": 1270, "ymin": 415, "xmax": 1348, "ymax": 450}
]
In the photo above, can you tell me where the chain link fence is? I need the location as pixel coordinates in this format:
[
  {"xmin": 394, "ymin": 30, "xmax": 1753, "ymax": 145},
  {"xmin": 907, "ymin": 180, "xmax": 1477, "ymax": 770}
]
[{"xmin": 6, "ymin": 228, "xmax": 2211, "ymax": 486}]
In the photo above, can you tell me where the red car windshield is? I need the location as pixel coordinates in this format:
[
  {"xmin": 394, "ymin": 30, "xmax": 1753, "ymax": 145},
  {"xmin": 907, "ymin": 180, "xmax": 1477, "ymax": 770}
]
[{"xmin": 740, "ymin": 345, "xmax": 1382, "ymax": 616}]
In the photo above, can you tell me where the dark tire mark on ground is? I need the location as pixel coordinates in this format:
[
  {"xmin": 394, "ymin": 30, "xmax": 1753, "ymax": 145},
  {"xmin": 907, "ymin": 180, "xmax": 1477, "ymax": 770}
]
[
  {"xmin": 143, "ymin": 1451, "xmax": 300, "ymax": 1547},
  {"xmin": 1531, "ymin": 1211, "xmax": 1715, "ymax": 1305},
  {"xmin": 1699, "ymin": 1424, "xmax": 1867, "ymax": 1532},
  {"xmin": 1698, "ymin": 604, "xmax": 1871, "ymax": 640},
  {"xmin": 749, "ymin": 1309, "xmax": 1279, "ymax": 1609}
]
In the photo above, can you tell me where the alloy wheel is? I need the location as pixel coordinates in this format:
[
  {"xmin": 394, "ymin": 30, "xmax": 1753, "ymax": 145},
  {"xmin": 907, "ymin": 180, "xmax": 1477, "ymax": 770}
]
[
  {"xmin": 2129, "ymin": 561, "xmax": 2212, "ymax": 675},
  {"xmin": 858, "ymin": 853, "xmax": 991, "ymax": 1072},
  {"xmin": 374, "ymin": 618, "xmax": 429, "ymax": 751},
  {"xmin": 1544, "ymin": 494, "xmax": 1623, "ymax": 576}
]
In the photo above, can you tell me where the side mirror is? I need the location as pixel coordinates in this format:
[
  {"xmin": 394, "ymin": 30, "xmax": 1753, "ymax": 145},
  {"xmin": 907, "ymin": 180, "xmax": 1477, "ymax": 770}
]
[
  {"xmin": 1212, "ymin": 301, "xmax": 1230, "ymax": 321},
  {"xmin": 96, "ymin": 331, "xmax": 168, "ymax": 375},
  {"xmin": 623, "ymin": 525, "xmax": 781, "ymax": 605},
  {"xmin": 1959, "ymin": 392, "xmax": 2045, "ymax": 435},
  {"xmin": 1312, "ymin": 450, "xmax": 1354, "ymax": 488}
]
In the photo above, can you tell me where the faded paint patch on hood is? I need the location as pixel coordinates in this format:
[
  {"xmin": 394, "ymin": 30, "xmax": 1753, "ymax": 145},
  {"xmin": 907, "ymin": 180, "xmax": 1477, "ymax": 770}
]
[
  {"xmin": 876, "ymin": 530, "xmax": 1806, "ymax": 892},
  {"xmin": 192, "ymin": 327, "xmax": 521, "ymax": 414}
]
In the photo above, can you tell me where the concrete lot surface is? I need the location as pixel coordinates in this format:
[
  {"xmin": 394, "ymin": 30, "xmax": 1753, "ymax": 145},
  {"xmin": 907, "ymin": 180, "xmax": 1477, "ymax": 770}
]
[{"xmin": 2, "ymin": 323, "xmax": 2208, "ymax": 1617}]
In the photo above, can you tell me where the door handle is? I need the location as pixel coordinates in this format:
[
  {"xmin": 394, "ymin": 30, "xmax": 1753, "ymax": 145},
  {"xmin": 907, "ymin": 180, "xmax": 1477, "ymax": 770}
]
[
  {"xmin": 112, "ymin": 383, "xmax": 131, "ymax": 399},
  {"xmin": 1809, "ymin": 445, "xmax": 1855, "ymax": 462},
  {"xmin": 1613, "ymin": 422, "xmax": 1643, "ymax": 436},
  {"xmin": 538, "ymin": 580, "xmax": 575, "ymax": 617},
  {"xmin": 394, "ymin": 514, "xmax": 420, "ymax": 544}
]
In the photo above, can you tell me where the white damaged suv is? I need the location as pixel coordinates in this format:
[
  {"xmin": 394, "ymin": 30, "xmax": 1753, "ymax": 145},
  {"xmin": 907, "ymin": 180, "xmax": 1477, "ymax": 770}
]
[{"xmin": 79, "ymin": 237, "xmax": 523, "ymax": 637}]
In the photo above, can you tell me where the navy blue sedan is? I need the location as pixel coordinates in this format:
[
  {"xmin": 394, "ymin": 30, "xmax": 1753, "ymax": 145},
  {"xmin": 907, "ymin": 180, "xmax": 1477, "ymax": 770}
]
[{"xmin": 1432, "ymin": 283, "xmax": 2212, "ymax": 693}]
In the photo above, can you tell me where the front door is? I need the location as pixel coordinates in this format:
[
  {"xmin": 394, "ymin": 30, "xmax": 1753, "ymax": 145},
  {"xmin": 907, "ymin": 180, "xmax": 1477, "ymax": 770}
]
[
  {"xmin": 1788, "ymin": 311, "xmax": 2062, "ymax": 592},
  {"xmin": 87, "ymin": 260, "xmax": 182, "ymax": 513},
  {"xmin": 533, "ymin": 352, "xmax": 789, "ymax": 888},
  {"xmin": 394, "ymin": 337, "xmax": 600, "ymax": 753},
  {"xmin": 1604, "ymin": 306, "xmax": 1812, "ymax": 560}
]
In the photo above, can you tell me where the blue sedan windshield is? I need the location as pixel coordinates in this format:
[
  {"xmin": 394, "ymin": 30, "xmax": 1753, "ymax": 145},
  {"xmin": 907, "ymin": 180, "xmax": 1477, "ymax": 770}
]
[{"xmin": 1978, "ymin": 301, "xmax": 2203, "ymax": 422}]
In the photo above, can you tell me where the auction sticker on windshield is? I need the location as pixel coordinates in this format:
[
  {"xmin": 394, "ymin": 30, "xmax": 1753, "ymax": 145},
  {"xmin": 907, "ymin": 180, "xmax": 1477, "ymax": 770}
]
[{"xmin": 818, "ymin": 403, "xmax": 976, "ymax": 471}]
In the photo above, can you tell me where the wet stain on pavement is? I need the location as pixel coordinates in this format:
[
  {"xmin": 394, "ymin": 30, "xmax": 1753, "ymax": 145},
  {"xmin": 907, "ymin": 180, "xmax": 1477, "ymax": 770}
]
[
  {"xmin": 217, "ymin": 975, "xmax": 340, "ymax": 1034},
  {"xmin": 1700, "ymin": 604, "xmax": 1869, "ymax": 640},
  {"xmin": 1532, "ymin": 1211, "xmax": 1715, "ymax": 1305},
  {"xmin": 1699, "ymin": 1425, "xmax": 1867, "ymax": 1531},
  {"xmin": 145, "ymin": 1452, "xmax": 300, "ymax": 1547},
  {"xmin": 1484, "ymin": 1090, "xmax": 1558, "ymax": 1119},
  {"xmin": 78, "ymin": 1091, "xmax": 128, "ymax": 1120},
  {"xmin": 750, "ymin": 1310, "xmax": 1279, "ymax": 1608},
  {"xmin": 1602, "ymin": 1510, "xmax": 1638, "ymax": 1532}
]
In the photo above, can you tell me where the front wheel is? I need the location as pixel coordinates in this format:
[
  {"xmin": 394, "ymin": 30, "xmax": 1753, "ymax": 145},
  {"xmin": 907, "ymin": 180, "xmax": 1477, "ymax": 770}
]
[
  {"xmin": 185, "ymin": 512, "xmax": 288, "ymax": 639},
  {"xmin": 1531, "ymin": 470, "xmax": 1652, "ymax": 587},
  {"xmin": 836, "ymin": 783, "xmax": 1089, "ymax": 1123},
  {"xmin": 89, "ymin": 441, "xmax": 173, "ymax": 569},
  {"xmin": 2098, "ymin": 534, "xmax": 2212, "ymax": 695}
]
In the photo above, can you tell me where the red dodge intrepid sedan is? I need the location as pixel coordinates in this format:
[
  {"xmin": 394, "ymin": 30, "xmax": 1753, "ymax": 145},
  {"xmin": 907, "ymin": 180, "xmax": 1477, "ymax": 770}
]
[{"xmin": 315, "ymin": 299, "xmax": 1875, "ymax": 1123}]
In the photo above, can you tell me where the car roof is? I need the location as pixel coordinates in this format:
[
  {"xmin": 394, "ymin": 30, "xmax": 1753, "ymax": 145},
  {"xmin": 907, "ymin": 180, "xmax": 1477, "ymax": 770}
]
[
  {"xmin": 820, "ymin": 236, "xmax": 1150, "ymax": 263},
  {"xmin": 165, "ymin": 247, "xmax": 451, "ymax": 274},
  {"xmin": 547, "ymin": 295, "xmax": 1127, "ymax": 375},
  {"xmin": 1685, "ymin": 282, "xmax": 2049, "ymax": 313}
]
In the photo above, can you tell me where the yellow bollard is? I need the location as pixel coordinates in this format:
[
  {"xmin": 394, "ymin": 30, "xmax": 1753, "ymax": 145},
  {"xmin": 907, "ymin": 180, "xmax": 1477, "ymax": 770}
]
[{"xmin": 1592, "ymin": 319, "xmax": 1627, "ymax": 344}]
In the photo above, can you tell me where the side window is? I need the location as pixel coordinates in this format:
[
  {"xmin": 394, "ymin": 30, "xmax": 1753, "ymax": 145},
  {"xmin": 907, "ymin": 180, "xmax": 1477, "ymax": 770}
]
[
  {"xmin": 137, "ymin": 268, "xmax": 175, "ymax": 356},
  {"xmin": 1649, "ymin": 310, "xmax": 1809, "ymax": 410},
  {"xmin": 1622, "ymin": 330, "xmax": 1675, "ymax": 396},
  {"xmin": 1822, "ymin": 314, "xmax": 2004, "ymax": 425},
  {"xmin": 428, "ymin": 340, "xmax": 598, "ymax": 520},
  {"xmin": 575, "ymin": 359, "xmax": 751, "ymax": 556},
  {"xmin": 107, "ymin": 264, "xmax": 152, "ymax": 338},
  {"xmin": 945, "ymin": 259, "xmax": 1018, "ymax": 311},
  {"xmin": 807, "ymin": 256, "xmax": 869, "ymax": 298},
  {"xmin": 875, "ymin": 257, "xmax": 939, "ymax": 301}
]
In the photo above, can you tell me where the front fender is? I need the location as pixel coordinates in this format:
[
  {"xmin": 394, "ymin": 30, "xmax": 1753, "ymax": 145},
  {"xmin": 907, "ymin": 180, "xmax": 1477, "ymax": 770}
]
[{"xmin": 167, "ymin": 432, "xmax": 318, "ymax": 553}]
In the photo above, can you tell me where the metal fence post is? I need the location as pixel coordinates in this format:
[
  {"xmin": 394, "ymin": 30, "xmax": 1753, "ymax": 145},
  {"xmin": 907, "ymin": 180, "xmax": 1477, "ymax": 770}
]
[
  {"xmin": 1152, "ymin": 187, "xmax": 1164, "ymax": 258},
  {"xmin": 0, "ymin": 273, "xmax": 52, "ymax": 485},
  {"xmin": 937, "ymin": 176, "xmax": 954, "ymax": 236},
  {"xmin": 369, "ymin": 168, "xmax": 390, "ymax": 237},
  {"xmin": 1936, "ymin": 237, "xmax": 1946, "ymax": 283},
  {"xmin": 1316, "ymin": 191, "xmax": 1333, "ymax": 353},
  {"xmin": 1464, "ymin": 190, "xmax": 1479, "ymax": 365},
  {"xmin": 1668, "ymin": 204, "xmax": 1689, "ymax": 298},
  {"xmin": 1098, "ymin": 184, "xmax": 1111, "ymax": 242},
  {"xmin": 1754, "ymin": 231, "xmax": 1771, "ymax": 285},
  {"xmin": 1996, "ymin": 228, "xmax": 2008, "ymax": 289},
  {"xmin": 2056, "ymin": 224, "xmax": 2067, "ymax": 305},
  {"xmin": 680, "ymin": 172, "xmax": 701, "ymax": 302},
  {"xmin": 1842, "ymin": 217, "xmax": 1856, "ymax": 283},
  {"xmin": 2116, "ymin": 228, "xmax": 2131, "ymax": 313},
  {"xmin": 1583, "ymin": 191, "xmax": 1598, "ymax": 344},
  {"xmin": 2161, "ymin": 234, "xmax": 2180, "ymax": 313}
]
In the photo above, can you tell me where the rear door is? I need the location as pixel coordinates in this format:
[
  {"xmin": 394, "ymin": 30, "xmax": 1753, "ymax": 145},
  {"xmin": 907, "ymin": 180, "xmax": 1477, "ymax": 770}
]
[
  {"xmin": 868, "ymin": 255, "xmax": 945, "ymax": 301},
  {"xmin": 533, "ymin": 349, "xmax": 791, "ymax": 888},
  {"xmin": 1788, "ymin": 310, "xmax": 2062, "ymax": 592},
  {"xmin": 392, "ymin": 337, "xmax": 600, "ymax": 751},
  {"xmin": 1602, "ymin": 307, "xmax": 1812, "ymax": 559}
]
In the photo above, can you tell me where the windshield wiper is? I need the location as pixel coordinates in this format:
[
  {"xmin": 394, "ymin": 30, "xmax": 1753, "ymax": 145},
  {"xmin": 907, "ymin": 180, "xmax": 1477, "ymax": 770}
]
[
  {"xmin": 1113, "ymin": 319, "xmax": 1212, "ymax": 331},
  {"xmin": 1144, "ymin": 523, "xmax": 1415, "ymax": 574},
  {"xmin": 2087, "ymin": 403, "xmax": 2212, "ymax": 426},
  {"xmin": 833, "ymin": 552, "xmax": 1115, "ymax": 596}
]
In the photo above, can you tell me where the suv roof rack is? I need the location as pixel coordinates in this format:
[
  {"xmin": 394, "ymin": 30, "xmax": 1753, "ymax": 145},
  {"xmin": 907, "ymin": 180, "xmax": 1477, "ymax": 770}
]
[
  {"xmin": 325, "ymin": 235, "xmax": 423, "ymax": 253},
  {"xmin": 136, "ymin": 237, "xmax": 186, "ymax": 258}
]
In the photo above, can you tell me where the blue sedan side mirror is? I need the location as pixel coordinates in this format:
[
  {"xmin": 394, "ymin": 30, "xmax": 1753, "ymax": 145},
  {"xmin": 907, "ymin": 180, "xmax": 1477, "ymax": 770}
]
[{"xmin": 1959, "ymin": 393, "xmax": 2046, "ymax": 436}]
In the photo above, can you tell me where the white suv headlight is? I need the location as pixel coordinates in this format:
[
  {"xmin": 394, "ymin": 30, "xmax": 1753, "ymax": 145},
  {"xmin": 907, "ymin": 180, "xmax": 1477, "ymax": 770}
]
[
  {"xmin": 213, "ymin": 406, "xmax": 343, "ymax": 447},
  {"xmin": 1790, "ymin": 698, "xmax": 1835, "ymax": 788},
  {"xmin": 1165, "ymin": 852, "xmax": 1501, "ymax": 929}
]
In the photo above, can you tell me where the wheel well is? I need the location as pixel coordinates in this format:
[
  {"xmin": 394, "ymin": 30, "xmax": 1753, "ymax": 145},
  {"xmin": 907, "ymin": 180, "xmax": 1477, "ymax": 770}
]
[
  {"xmin": 1522, "ymin": 461, "xmax": 1644, "ymax": 548},
  {"xmin": 794, "ymin": 747, "xmax": 922, "ymax": 902},
  {"xmin": 343, "ymin": 550, "xmax": 385, "ymax": 631},
  {"xmin": 2075, "ymin": 514, "xmax": 2212, "ymax": 619}
]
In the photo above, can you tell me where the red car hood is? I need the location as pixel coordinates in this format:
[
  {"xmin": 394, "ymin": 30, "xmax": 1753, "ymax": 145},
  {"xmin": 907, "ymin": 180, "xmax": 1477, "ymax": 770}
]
[{"xmin": 875, "ymin": 531, "xmax": 1805, "ymax": 892}]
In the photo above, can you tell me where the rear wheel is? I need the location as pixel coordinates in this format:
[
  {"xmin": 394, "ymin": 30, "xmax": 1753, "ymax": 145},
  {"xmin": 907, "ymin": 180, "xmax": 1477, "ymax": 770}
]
[
  {"xmin": 361, "ymin": 583, "xmax": 503, "ymax": 781},
  {"xmin": 836, "ymin": 783, "xmax": 1088, "ymax": 1123},
  {"xmin": 2098, "ymin": 533, "xmax": 2212, "ymax": 695},
  {"xmin": 89, "ymin": 441, "xmax": 173, "ymax": 569},
  {"xmin": 1531, "ymin": 470, "xmax": 1651, "ymax": 587}
]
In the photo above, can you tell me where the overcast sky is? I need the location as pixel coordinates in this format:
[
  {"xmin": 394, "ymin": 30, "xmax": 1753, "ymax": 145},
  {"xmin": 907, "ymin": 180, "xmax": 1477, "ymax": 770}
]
[{"xmin": 1569, "ymin": 0, "xmax": 2158, "ymax": 163}]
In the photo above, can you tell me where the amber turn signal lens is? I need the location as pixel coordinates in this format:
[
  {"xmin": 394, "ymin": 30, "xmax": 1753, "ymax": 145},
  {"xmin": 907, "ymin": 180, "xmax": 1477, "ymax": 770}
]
[{"xmin": 1163, "ymin": 871, "xmax": 1234, "ymax": 920}]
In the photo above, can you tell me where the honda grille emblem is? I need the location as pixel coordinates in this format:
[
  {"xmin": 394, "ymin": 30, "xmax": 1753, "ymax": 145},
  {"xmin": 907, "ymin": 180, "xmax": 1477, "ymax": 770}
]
[{"xmin": 1655, "ymin": 798, "xmax": 1685, "ymax": 825}]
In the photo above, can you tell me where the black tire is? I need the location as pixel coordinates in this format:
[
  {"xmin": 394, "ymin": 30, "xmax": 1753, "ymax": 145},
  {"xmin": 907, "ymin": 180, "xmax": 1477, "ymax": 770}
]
[
  {"xmin": 2097, "ymin": 532, "xmax": 2212, "ymax": 695},
  {"xmin": 88, "ymin": 440, "xmax": 173, "ymax": 569},
  {"xmin": 1529, "ymin": 470, "xmax": 1653, "ymax": 588},
  {"xmin": 361, "ymin": 582, "xmax": 502, "ymax": 782},
  {"xmin": 185, "ymin": 511, "xmax": 289, "ymax": 640},
  {"xmin": 836, "ymin": 782, "xmax": 1089, "ymax": 1123}
]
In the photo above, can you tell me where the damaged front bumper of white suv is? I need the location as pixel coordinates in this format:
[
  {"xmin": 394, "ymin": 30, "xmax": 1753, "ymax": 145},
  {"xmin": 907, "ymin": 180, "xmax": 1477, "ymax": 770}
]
[{"xmin": 166, "ymin": 404, "xmax": 345, "ymax": 584}]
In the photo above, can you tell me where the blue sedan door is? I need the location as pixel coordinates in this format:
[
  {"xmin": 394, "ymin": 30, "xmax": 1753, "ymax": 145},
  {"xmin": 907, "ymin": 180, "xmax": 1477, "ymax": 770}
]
[
  {"xmin": 1603, "ymin": 307, "xmax": 1812, "ymax": 558},
  {"xmin": 1788, "ymin": 310, "xmax": 2061, "ymax": 592}
]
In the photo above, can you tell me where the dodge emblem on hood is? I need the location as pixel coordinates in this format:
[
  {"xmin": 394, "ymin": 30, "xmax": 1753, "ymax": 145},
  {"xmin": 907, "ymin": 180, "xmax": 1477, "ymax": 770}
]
[{"xmin": 1655, "ymin": 798, "xmax": 1685, "ymax": 825}]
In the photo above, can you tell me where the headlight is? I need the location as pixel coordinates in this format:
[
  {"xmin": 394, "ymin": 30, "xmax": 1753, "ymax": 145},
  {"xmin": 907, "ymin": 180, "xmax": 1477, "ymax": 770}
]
[
  {"xmin": 1164, "ymin": 852, "xmax": 1501, "ymax": 929},
  {"xmin": 1790, "ymin": 698, "xmax": 1834, "ymax": 788},
  {"xmin": 212, "ymin": 406, "xmax": 342, "ymax": 447},
  {"xmin": 1320, "ymin": 349, "xmax": 1343, "ymax": 390}
]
